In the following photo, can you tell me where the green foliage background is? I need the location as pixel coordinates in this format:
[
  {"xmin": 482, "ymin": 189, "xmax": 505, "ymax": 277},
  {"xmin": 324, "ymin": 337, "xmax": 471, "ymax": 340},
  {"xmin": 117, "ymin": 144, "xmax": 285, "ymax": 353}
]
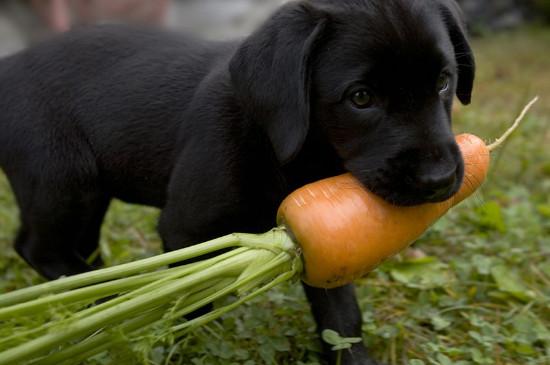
[
  {"xmin": 534, "ymin": 0, "xmax": 550, "ymax": 22},
  {"xmin": 0, "ymin": 28, "xmax": 549, "ymax": 364}
]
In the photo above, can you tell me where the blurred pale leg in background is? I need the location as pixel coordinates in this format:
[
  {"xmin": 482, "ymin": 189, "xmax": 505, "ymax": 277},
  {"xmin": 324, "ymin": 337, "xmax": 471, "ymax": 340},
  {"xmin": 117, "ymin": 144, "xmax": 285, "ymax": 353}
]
[
  {"xmin": 29, "ymin": 0, "xmax": 288, "ymax": 36},
  {"xmin": 31, "ymin": 0, "xmax": 171, "ymax": 31},
  {"xmin": 0, "ymin": 0, "xmax": 289, "ymax": 58}
]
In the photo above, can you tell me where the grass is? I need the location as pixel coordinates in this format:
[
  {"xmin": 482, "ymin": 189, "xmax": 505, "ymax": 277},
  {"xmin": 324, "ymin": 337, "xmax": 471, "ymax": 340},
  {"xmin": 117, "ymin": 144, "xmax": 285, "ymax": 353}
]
[{"xmin": 1, "ymin": 27, "xmax": 549, "ymax": 365}]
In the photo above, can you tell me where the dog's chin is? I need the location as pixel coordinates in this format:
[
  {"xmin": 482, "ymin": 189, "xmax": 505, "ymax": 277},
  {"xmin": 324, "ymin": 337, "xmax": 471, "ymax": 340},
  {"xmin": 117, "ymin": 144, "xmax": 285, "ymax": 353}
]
[{"xmin": 356, "ymin": 176, "xmax": 463, "ymax": 207}]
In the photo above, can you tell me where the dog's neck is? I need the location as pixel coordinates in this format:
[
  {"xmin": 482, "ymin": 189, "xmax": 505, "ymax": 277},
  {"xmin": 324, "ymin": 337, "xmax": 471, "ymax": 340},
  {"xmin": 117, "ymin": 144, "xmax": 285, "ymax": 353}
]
[{"xmin": 280, "ymin": 126, "xmax": 345, "ymax": 192}]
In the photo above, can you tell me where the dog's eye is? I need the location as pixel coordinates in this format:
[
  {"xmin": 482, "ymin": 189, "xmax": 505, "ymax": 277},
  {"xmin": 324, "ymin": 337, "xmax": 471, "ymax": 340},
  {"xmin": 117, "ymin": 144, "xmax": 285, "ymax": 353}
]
[
  {"xmin": 351, "ymin": 90, "xmax": 373, "ymax": 108},
  {"xmin": 437, "ymin": 73, "xmax": 450, "ymax": 93}
]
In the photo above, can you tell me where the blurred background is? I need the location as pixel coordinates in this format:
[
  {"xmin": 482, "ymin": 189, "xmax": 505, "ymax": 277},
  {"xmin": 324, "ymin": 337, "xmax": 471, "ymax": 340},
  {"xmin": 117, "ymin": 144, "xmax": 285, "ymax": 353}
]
[
  {"xmin": 0, "ymin": 0, "xmax": 289, "ymax": 57},
  {"xmin": 0, "ymin": 0, "xmax": 549, "ymax": 57},
  {"xmin": 0, "ymin": 1, "xmax": 548, "ymax": 364}
]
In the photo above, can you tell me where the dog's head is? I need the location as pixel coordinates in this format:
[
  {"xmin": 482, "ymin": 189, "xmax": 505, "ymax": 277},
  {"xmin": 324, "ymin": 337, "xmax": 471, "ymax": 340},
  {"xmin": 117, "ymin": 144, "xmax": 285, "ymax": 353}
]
[{"xmin": 230, "ymin": 0, "xmax": 475, "ymax": 206}]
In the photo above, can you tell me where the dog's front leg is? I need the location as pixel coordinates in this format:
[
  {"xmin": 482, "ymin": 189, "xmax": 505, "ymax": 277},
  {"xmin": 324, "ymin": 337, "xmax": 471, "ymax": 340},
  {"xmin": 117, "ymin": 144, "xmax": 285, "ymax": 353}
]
[{"xmin": 303, "ymin": 283, "xmax": 382, "ymax": 365}]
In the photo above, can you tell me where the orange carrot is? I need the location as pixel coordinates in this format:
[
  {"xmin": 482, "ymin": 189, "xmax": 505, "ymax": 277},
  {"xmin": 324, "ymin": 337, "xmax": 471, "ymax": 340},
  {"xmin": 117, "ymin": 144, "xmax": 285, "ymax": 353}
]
[{"xmin": 278, "ymin": 97, "xmax": 538, "ymax": 288}]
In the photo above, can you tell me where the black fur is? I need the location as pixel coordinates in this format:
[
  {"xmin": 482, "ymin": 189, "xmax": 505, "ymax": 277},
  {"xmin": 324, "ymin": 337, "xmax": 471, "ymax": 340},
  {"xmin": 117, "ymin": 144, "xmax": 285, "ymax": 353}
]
[{"xmin": 0, "ymin": 1, "xmax": 474, "ymax": 364}]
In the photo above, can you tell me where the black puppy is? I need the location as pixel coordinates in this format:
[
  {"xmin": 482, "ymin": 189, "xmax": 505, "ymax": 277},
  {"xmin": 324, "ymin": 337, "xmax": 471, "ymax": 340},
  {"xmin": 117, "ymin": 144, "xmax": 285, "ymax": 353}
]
[{"xmin": 0, "ymin": 0, "xmax": 474, "ymax": 364}]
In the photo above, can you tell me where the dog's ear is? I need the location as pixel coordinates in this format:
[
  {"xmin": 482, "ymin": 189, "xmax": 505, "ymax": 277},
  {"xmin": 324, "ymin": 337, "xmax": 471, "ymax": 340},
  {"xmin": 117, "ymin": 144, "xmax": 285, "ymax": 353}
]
[
  {"xmin": 229, "ymin": 2, "xmax": 327, "ymax": 164},
  {"xmin": 438, "ymin": 0, "xmax": 475, "ymax": 105}
]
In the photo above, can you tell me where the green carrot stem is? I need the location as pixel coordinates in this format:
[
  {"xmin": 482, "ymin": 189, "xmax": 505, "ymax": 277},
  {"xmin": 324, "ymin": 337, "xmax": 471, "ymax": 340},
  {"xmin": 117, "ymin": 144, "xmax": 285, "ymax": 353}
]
[
  {"xmin": 0, "ymin": 233, "xmax": 242, "ymax": 307},
  {"xmin": 235, "ymin": 248, "xmax": 282, "ymax": 295},
  {"xmin": 0, "ymin": 250, "xmax": 258, "ymax": 365},
  {"xmin": 174, "ymin": 269, "xmax": 297, "ymax": 336},
  {"xmin": 61, "ymin": 247, "xmax": 250, "ymax": 321},
  {"xmin": 169, "ymin": 278, "xmax": 236, "ymax": 321},
  {"xmin": 47, "ymin": 307, "xmax": 166, "ymax": 365},
  {"xmin": 0, "ymin": 247, "xmax": 250, "ymax": 349},
  {"xmin": 169, "ymin": 251, "xmax": 295, "ymax": 328},
  {"xmin": 236, "ymin": 228, "xmax": 296, "ymax": 253},
  {"xmin": 0, "ymin": 268, "xmax": 168, "ymax": 320},
  {"xmin": 1, "ymin": 273, "xmax": 231, "ymax": 350},
  {"xmin": 39, "ymin": 278, "xmax": 236, "ymax": 365},
  {"xmin": 50, "ymin": 230, "xmax": 292, "ymax": 324},
  {"xmin": 27, "ymin": 250, "xmax": 292, "ymax": 364},
  {"xmin": 0, "ymin": 229, "xmax": 300, "ymax": 364}
]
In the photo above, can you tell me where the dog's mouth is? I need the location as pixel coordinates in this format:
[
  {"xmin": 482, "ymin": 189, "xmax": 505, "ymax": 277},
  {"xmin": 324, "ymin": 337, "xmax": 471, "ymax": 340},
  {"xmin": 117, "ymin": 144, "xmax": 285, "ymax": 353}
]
[{"xmin": 349, "ymin": 165, "xmax": 464, "ymax": 207}]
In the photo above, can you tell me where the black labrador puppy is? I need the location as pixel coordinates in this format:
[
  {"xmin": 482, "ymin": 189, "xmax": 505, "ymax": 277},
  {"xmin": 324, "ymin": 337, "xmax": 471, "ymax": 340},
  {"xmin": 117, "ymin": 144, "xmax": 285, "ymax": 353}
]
[{"xmin": 0, "ymin": 0, "xmax": 474, "ymax": 363}]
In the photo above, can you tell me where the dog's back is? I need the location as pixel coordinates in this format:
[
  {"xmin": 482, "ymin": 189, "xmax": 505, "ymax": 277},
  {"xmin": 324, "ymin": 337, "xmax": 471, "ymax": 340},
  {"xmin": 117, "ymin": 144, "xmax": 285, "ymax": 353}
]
[
  {"xmin": 0, "ymin": 52, "xmax": 23, "ymax": 170},
  {"xmin": 0, "ymin": 24, "xmax": 242, "ymax": 278},
  {"xmin": 0, "ymin": 25, "xmax": 237, "ymax": 205}
]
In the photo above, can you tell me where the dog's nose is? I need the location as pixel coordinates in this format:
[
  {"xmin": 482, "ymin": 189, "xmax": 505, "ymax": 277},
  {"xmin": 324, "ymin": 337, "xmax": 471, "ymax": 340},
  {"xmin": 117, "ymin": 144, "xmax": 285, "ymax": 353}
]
[{"xmin": 415, "ymin": 167, "xmax": 457, "ymax": 201}]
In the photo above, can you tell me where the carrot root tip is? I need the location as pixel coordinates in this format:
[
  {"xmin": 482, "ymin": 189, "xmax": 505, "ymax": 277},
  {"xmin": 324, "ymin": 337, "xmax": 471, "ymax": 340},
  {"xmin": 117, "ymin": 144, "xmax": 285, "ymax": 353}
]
[{"xmin": 487, "ymin": 96, "xmax": 539, "ymax": 152}]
